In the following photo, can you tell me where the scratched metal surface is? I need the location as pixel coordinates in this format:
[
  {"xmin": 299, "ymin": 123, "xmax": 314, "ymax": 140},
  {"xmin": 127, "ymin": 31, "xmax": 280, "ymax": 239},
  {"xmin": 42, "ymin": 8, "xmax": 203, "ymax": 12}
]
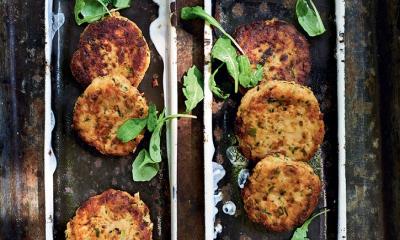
[
  {"xmin": 211, "ymin": 0, "xmax": 337, "ymax": 239},
  {"xmin": 50, "ymin": 1, "xmax": 170, "ymax": 239},
  {"xmin": 0, "ymin": 0, "xmax": 397, "ymax": 239},
  {"xmin": 377, "ymin": 0, "xmax": 400, "ymax": 239},
  {"xmin": 0, "ymin": 0, "xmax": 46, "ymax": 239},
  {"xmin": 344, "ymin": 0, "xmax": 391, "ymax": 239}
]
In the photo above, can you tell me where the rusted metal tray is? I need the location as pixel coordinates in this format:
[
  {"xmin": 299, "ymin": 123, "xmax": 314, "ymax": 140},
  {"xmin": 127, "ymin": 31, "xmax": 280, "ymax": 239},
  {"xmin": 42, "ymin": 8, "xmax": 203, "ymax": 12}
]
[
  {"xmin": 44, "ymin": 1, "xmax": 178, "ymax": 239},
  {"xmin": 203, "ymin": 0, "xmax": 345, "ymax": 239}
]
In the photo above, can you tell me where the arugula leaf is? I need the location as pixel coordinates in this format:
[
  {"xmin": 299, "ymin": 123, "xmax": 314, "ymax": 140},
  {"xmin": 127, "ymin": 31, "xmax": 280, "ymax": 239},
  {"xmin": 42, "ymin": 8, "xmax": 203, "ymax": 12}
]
[
  {"xmin": 180, "ymin": 6, "xmax": 244, "ymax": 54},
  {"xmin": 147, "ymin": 103, "xmax": 158, "ymax": 132},
  {"xmin": 149, "ymin": 121, "xmax": 164, "ymax": 163},
  {"xmin": 237, "ymin": 55, "xmax": 263, "ymax": 88},
  {"xmin": 117, "ymin": 118, "xmax": 147, "ymax": 143},
  {"xmin": 149, "ymin": 112, "xmax": 196, "ymax": 163},
  {"xmin": 112, "ymin": 0, "xmax": 131, "ymax": 9},
  {"xmin": 212, "ymin": 37, "xmax": 240, "ymax": 93},
  {"xmin": 132, "ymin": 149, "xmax": 159, "ymax": 181},
  {"xmin": 296, "ymin": 0, "xmax": 326, "ymax": 37},
  {"xmin": 74, "ymin": 0, "xmax": 132, "ymax": 25},
  {"xmin": 291, "ymin": 209, "xmax": 329, "ymax": 240},
  {"xmin": 210, "ymin": 63, "xmax": 229, "ymax": 99},
  {"xmin": 117, "ymin": 106, "xmax": 196, "ymax": 181},
  {"xmin": 74, "ymin": 0, "xmax": 109, "ymax": 25},
  {"xmin": 183, "ymin": 66, "xmax": 204, "ymax": 113}
]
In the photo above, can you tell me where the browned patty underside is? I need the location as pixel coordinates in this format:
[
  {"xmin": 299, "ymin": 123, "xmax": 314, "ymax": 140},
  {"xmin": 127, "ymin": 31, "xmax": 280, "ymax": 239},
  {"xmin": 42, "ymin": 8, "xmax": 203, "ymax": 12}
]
[
  {"xmin": 66, "ymin": 189, "xmax": 153, "ymax": 240},
  {"xmin": 71, "ymin": 13, "xmax": 150, "ymax": 86},
  {"xmin": 235, "ymin": 19, "xmax": 311, "ymax": 84}
]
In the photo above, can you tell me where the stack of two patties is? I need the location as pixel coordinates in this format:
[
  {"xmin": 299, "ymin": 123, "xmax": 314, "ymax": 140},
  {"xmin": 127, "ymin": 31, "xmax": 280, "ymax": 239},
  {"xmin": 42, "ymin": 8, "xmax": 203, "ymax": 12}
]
[
  {"xmin": 71, "ymin": 13, "xmax": 150, "ymax": 156},
  {"xmin": 234, "ymin": 19, "xmax": 326, "ymax": 232}
]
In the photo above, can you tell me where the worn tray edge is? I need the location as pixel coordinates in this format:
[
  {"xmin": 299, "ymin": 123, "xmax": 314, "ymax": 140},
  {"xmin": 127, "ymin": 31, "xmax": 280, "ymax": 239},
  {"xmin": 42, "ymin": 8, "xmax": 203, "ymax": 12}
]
[
  {"xmin": 335, "ymin": 0, "xmax": 346, "ymax": 239},
  {"xmin": 44, "ymin": 0, "xmax": 55, "ymax": 239}
]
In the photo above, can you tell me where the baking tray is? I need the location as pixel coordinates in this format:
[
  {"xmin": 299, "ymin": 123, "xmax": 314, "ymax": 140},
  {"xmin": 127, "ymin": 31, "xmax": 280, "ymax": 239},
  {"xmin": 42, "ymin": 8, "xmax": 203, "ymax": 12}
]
[
  {"xmin": 44, "ymin": 0, "xmax": 178, "ymax": 239},
  {"xmin": 203, "ymin": 0, "xmax": 346, "ymax": 239}
]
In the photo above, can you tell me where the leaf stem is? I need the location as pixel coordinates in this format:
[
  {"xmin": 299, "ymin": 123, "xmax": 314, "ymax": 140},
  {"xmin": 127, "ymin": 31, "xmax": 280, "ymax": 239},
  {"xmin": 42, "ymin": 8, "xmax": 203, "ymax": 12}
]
[
  {"xmin": 164, "ymin": 114, "xmax": 197, "ymax": 121},
  {"xmin": 95, "ymin": 0, "xmax": 111, "ymax": 16}
]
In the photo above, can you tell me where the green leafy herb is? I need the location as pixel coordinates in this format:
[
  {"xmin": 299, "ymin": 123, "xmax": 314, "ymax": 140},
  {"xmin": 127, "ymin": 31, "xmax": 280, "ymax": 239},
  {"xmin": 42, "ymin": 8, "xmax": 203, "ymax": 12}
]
[
  {"xmin": 182, "ymin": 66, "xmax": 204, "ymax": 112},
  {"xmin": 237, "ymin": 55, "xmax": 263, "ymax": 88},
  {"xmin": 147, "ymin": 103, "xmax": 158, "ymax": 132},
  {"xmin": 149, "ymin": 113, "xmax": 196, "ymax": 163},
  {"xmin": 291, "ymin": 209, "xmax": 329, "ymax": 240},
  {"xmin": 117, "ymin": 118, "xmax": 147, "ymax": 143},
  {"xmin": 180, "ymin": 6, "xmax": 244, "ymax": 54},
  {"xmin": 112, "ymin": 0, "xmax": 131, "ymax": 9},
  {"xmin": 74, "ymin": 0, "xmax": 108, "ymax": 25},
  {"xmin": 132, "ymin": 149, "xmax": 159, "ymax": 181},
  {"xmin": 74, "ymin": 0, "xmax": 132, "ymax": 25},
  {"xmin": 212, "ymin": 37, "xmax": 240, "ymax": 92},
  {"xmin": 117, "ymin": 104, "xmax": 196, "ymax": 182},
  {"xmin": 209, "ymin": 63, "xmax": 229, "ymax": 99},
  {"xmin": 149, "ymin": 121, "xmax": 164, "ymax": 163},
  {"xmin": 296, "ymin": 0, "xmax": 326, "ymax": 37}
]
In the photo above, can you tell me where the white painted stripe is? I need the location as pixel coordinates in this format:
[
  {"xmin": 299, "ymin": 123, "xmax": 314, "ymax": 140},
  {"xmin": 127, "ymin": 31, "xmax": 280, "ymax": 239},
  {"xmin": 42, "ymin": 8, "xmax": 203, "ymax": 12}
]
[
  {"xmin": 44, "ymin": 0, "xmax": 54, "ymax": 239},
  {"xmin": 203, "ymin": 1, "xmax": 215, "ymax": 239},
  {"xmin": 335, "ymin": 0, "xmax": 347, "ymax": 239}
]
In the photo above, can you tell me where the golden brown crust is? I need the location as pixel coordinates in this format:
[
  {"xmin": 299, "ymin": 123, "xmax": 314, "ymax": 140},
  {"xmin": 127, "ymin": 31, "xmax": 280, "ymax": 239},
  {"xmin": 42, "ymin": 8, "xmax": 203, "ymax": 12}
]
[
  {"xmin": 66, "ymin": 189, "xmax": 153, "ymax": 240},
  {"xmin": 71, "ymin": 12, "xmax": 150, "ymax": 87},
  {"xmin": 73, "ymin": 74, "xmax": 148, "ymax": 156},
  {"xmin": 242, "ymin": 154, "xmax": 321, "ymax": 232},
  {"xmin": 234, "ymin": 19, "xmax": 311, "ymax": 84},
  {"xmin": 236, "ymin": 80, "xmax": 324, "ymax": 162}
]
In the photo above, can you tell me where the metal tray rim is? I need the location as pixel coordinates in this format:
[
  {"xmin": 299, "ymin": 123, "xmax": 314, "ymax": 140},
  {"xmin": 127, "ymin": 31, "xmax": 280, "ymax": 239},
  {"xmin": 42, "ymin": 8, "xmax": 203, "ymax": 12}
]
[
  {"xmin": 202, "ymin": 0, "xmax": 347, "ymax": 239},
  {"xmin": 44, "ymin": 1, "xmax": 179, "ymax": 239}
]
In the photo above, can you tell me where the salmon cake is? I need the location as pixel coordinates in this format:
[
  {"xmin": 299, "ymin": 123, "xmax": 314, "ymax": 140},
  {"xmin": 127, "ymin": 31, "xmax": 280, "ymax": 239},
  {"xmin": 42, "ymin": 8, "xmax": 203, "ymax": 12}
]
[
  {"xmin": 236, "ymin": 80, "xmax": 324, "ymax": 162},
  {"xmin": 66, "ymin": 189, "xmax": 153, "ymax": 240},
  {"xmin": 234, "ymin": 19, "xmax": 311, "ymax": 84},
  {"xmin": 71, "ymin": 12, "xmax": 150, "ymax": 87},
  {"xmin": 73, "ymin": 74, "xmax": 148, "ymax": 156},
  {"xmin": 242, "ymin": 154, "xmax": 321, "ymax": 232}
]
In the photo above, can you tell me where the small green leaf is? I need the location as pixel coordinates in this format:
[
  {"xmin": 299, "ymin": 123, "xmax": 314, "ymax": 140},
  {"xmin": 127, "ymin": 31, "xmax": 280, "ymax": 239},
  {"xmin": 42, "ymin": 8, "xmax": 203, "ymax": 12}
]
[
  {"xmin": 112, "ymin": 0, "xmax": 131, "ymax": 9},
  {"xmin": 183, "ymin": 66, "xmax": 204, "ymax": 113},
  {"xmin": 180, "ymin": 6, "xmax": 244, "ymax": 54},
  {"xmin": 209, "ymin": 64, "xmax": 229, "ymax": 99},
  {"xmin": 149, "ymin": 121, "xmax": 164, "ymax": 163},
  {"xmin": 147, "ymin": 103, "xmax": 158, "ymax": 132},
  {"xmin": 291, "ymin": 209, "xmax": 329, "ymax": 240},
  {"xmin": 212, "ymin": 37, "xmax": 240, "ymax": 93},
  {"xmin": 117, "ymin": 118, "xmax": 147, "ymax": 143},
  {"xmin": 296, "ymin": 0, "xmax": 326, "ymax": 37},
  {"xmin": 74, "ymin": 0, "xmax": 109, "ymax": 25},
  {"xmin": 252, "ymin": 65, "xmax": 264, "ymax": 86},
  {"xmin": 132, "ymin": 149, "xmax": 159, "ymax": 182},
  {"xmin": 237, "ymin": 55, "xmax": 263, "ymax": 88}
]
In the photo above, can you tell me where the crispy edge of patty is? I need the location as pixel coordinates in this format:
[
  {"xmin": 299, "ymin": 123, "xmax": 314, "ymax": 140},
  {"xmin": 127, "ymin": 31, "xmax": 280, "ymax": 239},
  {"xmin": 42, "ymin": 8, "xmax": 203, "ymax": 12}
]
[
  {"xmin": 73, "ymin": 74, "xmax": 148, "ymax": 156},
  {"xmin": 236, "ymin": 80, "xmax": 325, "ymax": 162},
  {"xmin": 234, "ymin": 18, "xmax": 311, "ymax": 84},
  {"xmin": 65, "ymin": 189, "xmax": 153, "ymax": 240},
  {"xmin": 70, "ymin": 12, "xmax": 150, "ymax": 87},
  {"xmin": 242, "ymin": 154, "xmax": 321, "ymax": 232}
]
